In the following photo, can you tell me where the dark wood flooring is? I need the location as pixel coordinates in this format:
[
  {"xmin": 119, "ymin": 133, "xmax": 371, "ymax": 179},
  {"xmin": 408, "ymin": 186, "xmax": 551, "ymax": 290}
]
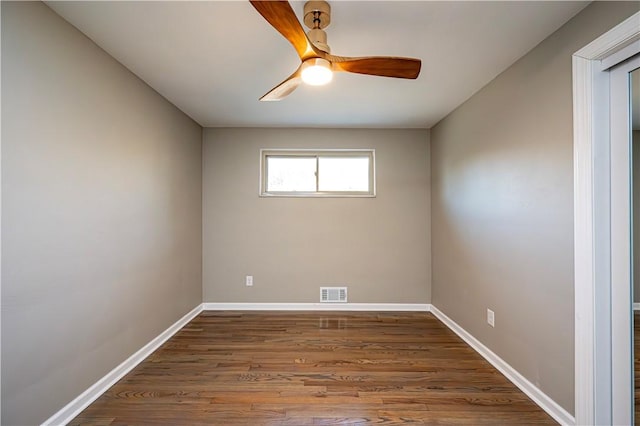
[
  {"xmin": 70, "ymin": 311, "xmax": 557, "ymax": 425},
  {"xmin": 633, "ymin": 311, "xmax": 640, "ymax": 425}
]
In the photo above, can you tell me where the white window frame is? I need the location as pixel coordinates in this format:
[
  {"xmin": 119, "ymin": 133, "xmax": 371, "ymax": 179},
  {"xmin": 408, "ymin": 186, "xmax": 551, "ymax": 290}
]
[{"xmin": 259, "ymin": 149, "xmax": 376, "ymax": 197}]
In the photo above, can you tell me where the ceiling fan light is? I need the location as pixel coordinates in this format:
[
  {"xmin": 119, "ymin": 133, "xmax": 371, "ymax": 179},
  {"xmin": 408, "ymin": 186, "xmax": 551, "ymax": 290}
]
[{"xmin": 301, "ymin": 58, "xmax": 333, "ymax": 86}]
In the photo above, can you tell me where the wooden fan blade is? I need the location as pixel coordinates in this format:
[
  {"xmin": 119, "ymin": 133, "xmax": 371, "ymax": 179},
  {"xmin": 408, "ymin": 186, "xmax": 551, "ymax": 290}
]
[
  {"xmin": 259, "ymin": 67, "xmax": 302, "ymax": 101},
  {"xmin": 330, "ymin": 56, "xmax": 421, "ymax": 79},
  {"xmin": 250, "ymin": 1, "xmax": 319, "ymax": 61}
]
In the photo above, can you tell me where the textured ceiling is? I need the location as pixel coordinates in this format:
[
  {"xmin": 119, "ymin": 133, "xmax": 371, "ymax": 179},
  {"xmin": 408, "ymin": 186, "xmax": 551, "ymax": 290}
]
[{"xmin": 47, "ymin": 1, "xmax": 589, "ymax": 128}]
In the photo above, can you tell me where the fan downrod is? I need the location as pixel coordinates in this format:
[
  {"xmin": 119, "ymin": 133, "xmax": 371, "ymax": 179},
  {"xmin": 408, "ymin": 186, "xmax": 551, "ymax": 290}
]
[
  {"xmin": 303, "ymin": 1, "xmax": 330, "ymax": 29},
  {"xmin": 303, "ymin": 1, "xmax": 331, "ymax": 52}
]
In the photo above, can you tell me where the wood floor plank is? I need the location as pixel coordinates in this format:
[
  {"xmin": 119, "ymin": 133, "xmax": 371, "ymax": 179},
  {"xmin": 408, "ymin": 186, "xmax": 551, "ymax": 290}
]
[
  {"xmin": 68, "ymin": 311, "xmax": 557, "ymax": 425},
  {"xmin": 633, "ymin": 311, "xmax": 640, "ymax": 425}
]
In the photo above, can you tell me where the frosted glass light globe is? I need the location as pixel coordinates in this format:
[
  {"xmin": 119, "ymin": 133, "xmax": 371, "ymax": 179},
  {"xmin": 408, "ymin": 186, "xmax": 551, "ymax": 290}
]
[{"xmin": 301, "ymin": 58, "xmax": 333, "ymax": 86}]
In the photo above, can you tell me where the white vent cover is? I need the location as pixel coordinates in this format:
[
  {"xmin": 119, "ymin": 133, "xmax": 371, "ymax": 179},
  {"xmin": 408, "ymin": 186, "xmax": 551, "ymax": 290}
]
[{"xmin": 320, "ymin": 287, "xmax": 347, "ymax": 303}]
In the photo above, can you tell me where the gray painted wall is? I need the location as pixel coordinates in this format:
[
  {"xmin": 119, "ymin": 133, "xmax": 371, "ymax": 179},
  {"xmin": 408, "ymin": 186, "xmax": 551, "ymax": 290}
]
[
  {"xmin": 1, "ymin": 2, "xmax": 203, "ymax": 424},
  {"xmin": 430, "ymin": 1, "xmax": 640, "ymax": 415},
  {"xmin": 203, "ymin": 128, "xmax": 430, "ymax": 304}
]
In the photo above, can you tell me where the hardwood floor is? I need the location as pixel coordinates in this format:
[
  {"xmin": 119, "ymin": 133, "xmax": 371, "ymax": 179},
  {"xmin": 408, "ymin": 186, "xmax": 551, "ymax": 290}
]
[
  {"xmin": 627, "ymin": 311, "xmax": 640, "ymax": 425},
  {"xmin": 70, "ymin": 311, "xmax": 557, "ymax": 425}
]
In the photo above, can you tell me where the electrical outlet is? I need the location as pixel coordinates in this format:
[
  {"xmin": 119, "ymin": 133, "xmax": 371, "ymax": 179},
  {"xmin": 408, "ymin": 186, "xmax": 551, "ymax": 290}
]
[
  {"xmin": 487, "ymin": 309, "xmax": 495, "ymax": 327},
  {"xmin": 245, "ymin": 275, "xmax": 253, "ymax": 287}
]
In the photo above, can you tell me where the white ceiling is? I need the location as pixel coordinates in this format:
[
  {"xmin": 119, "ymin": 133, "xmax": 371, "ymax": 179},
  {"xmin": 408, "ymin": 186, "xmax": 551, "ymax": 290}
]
[{"xmin": 47, "ymin": 1, "xmax": 589, "ymax": 129}]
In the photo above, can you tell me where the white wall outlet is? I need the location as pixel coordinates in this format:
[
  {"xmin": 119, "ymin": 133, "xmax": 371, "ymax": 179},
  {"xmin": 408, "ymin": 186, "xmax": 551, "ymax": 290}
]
[
  {"xmin": 487, "ymin": 308, "xmax": 495, "ymax": 327},
  {"xmin": 245, "ymin": 275, "xmax": 253, "ymax": 287}
]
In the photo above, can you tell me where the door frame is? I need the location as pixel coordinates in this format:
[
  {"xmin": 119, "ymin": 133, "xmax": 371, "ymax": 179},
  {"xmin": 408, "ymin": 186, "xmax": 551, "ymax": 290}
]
[{"xmin": 573, "ymin": 11, "xmax": 640, "ymax": 425}]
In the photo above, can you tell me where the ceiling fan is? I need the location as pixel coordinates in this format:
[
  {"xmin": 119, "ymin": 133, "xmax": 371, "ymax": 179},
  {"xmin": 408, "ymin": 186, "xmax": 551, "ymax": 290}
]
[{"xmin": 250, "ymin": 0, "xmax": 422, "ymax": 101}]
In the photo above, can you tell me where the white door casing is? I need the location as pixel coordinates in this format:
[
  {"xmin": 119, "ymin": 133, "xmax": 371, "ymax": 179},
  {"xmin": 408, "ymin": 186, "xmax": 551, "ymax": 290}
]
[{"xmin": 573, "ymin": 11, "xmax": 640, "ymax": 426}]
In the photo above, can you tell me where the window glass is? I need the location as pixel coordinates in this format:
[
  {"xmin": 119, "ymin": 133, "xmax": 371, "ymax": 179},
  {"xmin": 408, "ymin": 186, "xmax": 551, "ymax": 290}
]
[
  {"xmin": 266, "ymin": 156, "xmax": 316, "ymax": 192},
  {"xmin": 318, "ymin": 156, "xmax": 369, "ymax": 192}
]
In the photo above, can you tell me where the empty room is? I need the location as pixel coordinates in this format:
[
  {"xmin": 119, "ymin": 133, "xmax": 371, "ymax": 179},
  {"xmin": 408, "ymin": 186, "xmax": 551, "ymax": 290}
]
[{"xmin": 2, "ymin": 1, "xmax": 640, "ymax": 425}]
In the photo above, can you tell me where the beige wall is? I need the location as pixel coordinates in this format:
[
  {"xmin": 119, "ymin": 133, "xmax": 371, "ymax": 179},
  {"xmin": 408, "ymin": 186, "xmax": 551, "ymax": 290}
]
[
  {"xmin": 203, "ymin": 128, "xmax": 430, "ymax": 304},
  {"xmin": 430, "ymin": 1, "xmax": 639, "ymax": 415},
  {"xmin": 1, "ymin": 2, "xmax": 203, "ymax": 424}
]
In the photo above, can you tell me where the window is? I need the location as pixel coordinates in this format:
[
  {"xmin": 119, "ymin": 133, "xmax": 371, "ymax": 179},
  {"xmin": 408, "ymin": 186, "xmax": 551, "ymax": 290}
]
[{"xmin": 260, "ymin": 149, "xmax": 375, "ymax": 197}]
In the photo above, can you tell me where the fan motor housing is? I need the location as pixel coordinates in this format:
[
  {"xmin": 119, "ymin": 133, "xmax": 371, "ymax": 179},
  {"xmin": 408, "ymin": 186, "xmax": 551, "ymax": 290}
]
[{"xmin": 307, "ymin": 28, "xmax": 330, "ymax": 53}]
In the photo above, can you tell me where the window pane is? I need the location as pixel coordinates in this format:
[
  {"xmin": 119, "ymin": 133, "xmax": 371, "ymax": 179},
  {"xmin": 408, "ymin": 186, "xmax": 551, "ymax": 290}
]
[
  {"xmin": 318, "ymin": 156, "xmax": 370, "ymax": 192},
  {"xmin": 266, "ymin": 156, "xmax": 316, "ymax": 192}
]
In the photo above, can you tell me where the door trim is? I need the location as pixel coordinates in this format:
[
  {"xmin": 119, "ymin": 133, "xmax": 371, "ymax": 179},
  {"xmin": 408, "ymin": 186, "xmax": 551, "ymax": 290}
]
[{"xmin": 573, "ymin": 11, "xmax": 640, "ymax": 425}]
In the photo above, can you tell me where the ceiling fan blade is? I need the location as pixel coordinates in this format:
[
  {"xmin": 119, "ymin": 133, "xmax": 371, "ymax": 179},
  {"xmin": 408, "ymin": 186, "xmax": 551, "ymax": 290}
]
[
  {"xmin": 259, "ymin": 67, "xmax": 302, "ymax": 101},
  {"xmin": 250, "ymin": 1, "xmax": 319, "ymax": 60},
  {"xmin": 330, "ymin": 56, "xmax": 421, "ymax": 79}
]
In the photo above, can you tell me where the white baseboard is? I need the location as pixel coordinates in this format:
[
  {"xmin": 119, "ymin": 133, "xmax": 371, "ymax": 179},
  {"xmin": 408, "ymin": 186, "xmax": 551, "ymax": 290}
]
[
  {"xmin": 634, "ymin": 302, "xmax": 640, "ymax": 311},
  {"xmin": 41, "ymin": 303, "xmax": 204, "ymax": 426},
  {"xmin": 202, "ymin": 302, "xmax": 431, "ymax": 311},
  {"xmin": 430, "ymin": 305, "xmax": 575, "ymax": 426}
]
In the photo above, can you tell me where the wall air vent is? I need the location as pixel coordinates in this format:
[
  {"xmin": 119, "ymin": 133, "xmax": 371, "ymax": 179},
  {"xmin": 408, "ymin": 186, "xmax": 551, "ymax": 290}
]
[{"xmin": 320, "ymin": 287, "xmax": 347, "ymax": 303}]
